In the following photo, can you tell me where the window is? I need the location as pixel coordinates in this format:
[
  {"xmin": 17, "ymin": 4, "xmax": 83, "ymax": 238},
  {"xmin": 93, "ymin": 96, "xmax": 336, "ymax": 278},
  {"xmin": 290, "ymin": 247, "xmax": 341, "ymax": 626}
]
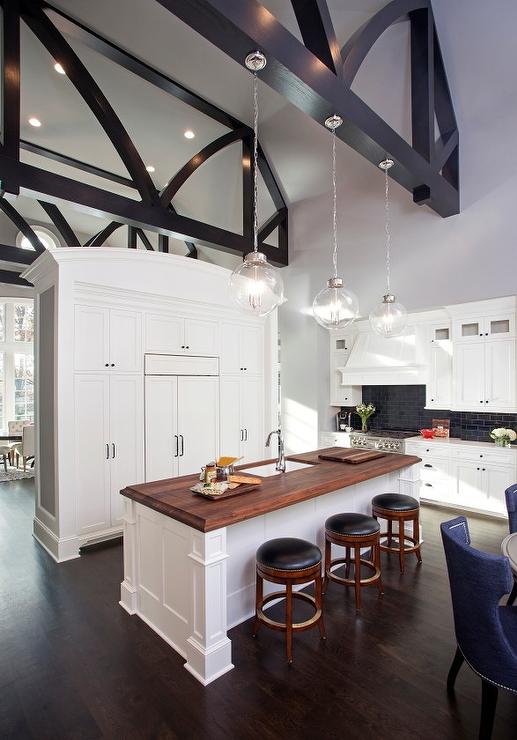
[
  {"xmin": 16, "ymin": 226, "xmax": 59, "ymax": 252},
  {"xmin": 0, "ymin": 354, "xmax": 4, "ymax": 432},
  {"xmin": 14, "ymin": 354, "xmax": 34, "ymax": 421},
  {"xmin": 14, "ymin": 303, "xmax": 34, "ymax": 343}
]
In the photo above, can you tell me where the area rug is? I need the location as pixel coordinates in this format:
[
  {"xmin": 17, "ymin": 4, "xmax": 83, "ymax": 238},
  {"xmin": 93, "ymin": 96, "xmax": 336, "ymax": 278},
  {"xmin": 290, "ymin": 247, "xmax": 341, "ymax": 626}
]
[{"xmin": 0, "ymin": 467, "xmax": 35, "ymax": 482}]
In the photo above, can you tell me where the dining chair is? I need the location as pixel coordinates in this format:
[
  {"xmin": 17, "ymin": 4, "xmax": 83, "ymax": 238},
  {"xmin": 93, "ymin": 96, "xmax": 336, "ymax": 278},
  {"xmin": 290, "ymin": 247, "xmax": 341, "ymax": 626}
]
[
  {"xmin": 505, "ymin": 484, "xmax": 517, "ymax": 534},
  {"xmin": 12, "ymin": 425, "xmax": 35, "ymax": 471},
  {"xmin": 441, "ymin": 516, "xmax": 517, "ymax": 740},
  {"xmin": 0, "ymin": 444, "xmax": 11, "ymax": 472},
  {"xmin": 7, "ymin": 420, "xmax": 30, "ymax": 465}
]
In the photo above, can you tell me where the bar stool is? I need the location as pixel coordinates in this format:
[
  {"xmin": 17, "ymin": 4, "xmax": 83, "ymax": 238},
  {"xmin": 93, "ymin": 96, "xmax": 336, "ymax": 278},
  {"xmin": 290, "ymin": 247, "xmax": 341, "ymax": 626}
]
[
  {"xmin": 252, "ymin": 537, "xmax": 326, "ymax": 663},
  {"xmin": 371, "ymin": 493, "xmax": 422, "ymax": 574},
  {"xmin": 324, "ymin": 513, "xmax": 383, "ymax": 610}
]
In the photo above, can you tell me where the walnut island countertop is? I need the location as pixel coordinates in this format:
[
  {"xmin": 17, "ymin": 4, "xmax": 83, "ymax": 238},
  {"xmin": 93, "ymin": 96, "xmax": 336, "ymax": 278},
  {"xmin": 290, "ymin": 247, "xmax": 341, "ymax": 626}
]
[{"xmin": 121, "ymin": 448, "xmax": 421, "ymax": 532}]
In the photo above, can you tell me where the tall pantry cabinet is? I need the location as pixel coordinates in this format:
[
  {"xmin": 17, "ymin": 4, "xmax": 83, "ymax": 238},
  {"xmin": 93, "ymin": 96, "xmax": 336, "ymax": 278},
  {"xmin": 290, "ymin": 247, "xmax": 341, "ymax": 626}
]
[{"xmin": 26, "ymin": 250, "xmax": 275, "ymax": 563}]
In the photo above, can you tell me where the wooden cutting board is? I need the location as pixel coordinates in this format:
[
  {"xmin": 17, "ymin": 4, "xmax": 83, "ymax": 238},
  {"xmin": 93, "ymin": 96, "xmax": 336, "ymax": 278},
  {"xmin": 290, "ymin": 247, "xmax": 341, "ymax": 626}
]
[
  {"xmin": 192, "ymin": 473, "xmax": 262, "ymax": 501},
  {"xmin": 318, "ymin": 449, "xmax": 387, "ymax": 464}
]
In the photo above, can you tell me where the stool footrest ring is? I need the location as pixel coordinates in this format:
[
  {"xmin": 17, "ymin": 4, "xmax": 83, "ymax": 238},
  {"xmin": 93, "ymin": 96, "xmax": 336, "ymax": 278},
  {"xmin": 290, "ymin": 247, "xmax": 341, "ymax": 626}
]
[
  {"xmin": 326, "ymin": 557, "xmax": 380, "ymax": 587},
  {"xmin": 256, "ymin": 590, "xmax": 322, "ymax": 632}
]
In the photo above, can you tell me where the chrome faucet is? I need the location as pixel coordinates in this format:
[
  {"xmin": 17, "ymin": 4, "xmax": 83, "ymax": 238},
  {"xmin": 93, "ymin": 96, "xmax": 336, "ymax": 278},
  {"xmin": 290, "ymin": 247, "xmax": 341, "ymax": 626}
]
[{"xmin": 266, "ymin": 428, "xmax": 286, "ymax": 472}]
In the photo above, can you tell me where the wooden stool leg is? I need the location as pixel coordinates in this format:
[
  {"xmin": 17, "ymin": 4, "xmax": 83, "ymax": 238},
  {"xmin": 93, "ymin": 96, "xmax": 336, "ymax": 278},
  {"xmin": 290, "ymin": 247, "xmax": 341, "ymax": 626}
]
[
  {"xmin": 387, "ymin": 519, "xmax": 393, "ymax": 547},
  {"xmin": 413, "ymin": 514, "xmax": 422, "ymax": 563},
  {"xmin": 354, "ymin": 544, "xmax": 361, "ymax": 610},
  {"xmin": 398, "ymin": 517, "xmax": 405, "ymax": 574},
  {"xmin": 323, "ymin": 537, "xmax": 331, "ymax": 593},
  {"xmin": 286, "ymin": 582, "xmax": 293, "ymax": 664},
  {"xmin": 375, "ymin": 539, "xmax": 384, "ymax": 596},
  {"xmin": 315, "ymin": 573, "xmax": 326, "ymax": 640},
  {"xmin": 252, "ymin": 573, "xmax": 263, "ymax": 637},
  {"xmin": 345, "ymin": 546, "xmax": 351, "ymax": 578}
]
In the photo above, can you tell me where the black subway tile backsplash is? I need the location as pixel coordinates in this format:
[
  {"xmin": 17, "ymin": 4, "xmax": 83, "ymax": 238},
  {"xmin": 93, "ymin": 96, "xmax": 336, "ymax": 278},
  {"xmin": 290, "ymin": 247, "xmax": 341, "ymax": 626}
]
[{"xmin": 346, "ymin": 385, "xmax": 517, "ymax": 444}]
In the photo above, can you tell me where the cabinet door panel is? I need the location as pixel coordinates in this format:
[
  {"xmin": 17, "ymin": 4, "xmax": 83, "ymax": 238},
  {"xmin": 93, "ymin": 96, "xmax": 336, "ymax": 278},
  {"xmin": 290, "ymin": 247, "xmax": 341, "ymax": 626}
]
[
  {"xmin": 427, "ymin": 341, "xmax": 452, "ymax": 408},
  {"xmin": 177, "ymin": 376, "xmax": 219, "ymax": 476},
  {"xmin": 145, "ymin": 314, "xmax": 183, "ymax": 353},
  {"xmin": 110, "ymin": 310, "xmax": 142, "ymax": 372},
  {"xmin": 109, "ymin": 375, "xmax": 143, "ymax": 526},
  {"xmin": 74, "ymin": 306, "xmax": 109, "ymax": 371},
  {"xmin": 240, "ymin": 325, "xmax": 263, "ymax": 374},
  {"xmin": 453, "ymin": 342, "xmax": 485, "ymax": 409},
  {"xmin": 74, "ymin": 375, "xmax": 110, "ymax": 534},
  {"xmin": 220, "ymin": 377, "xmax": 242, "ymax": 459},
  {"xmin": 240, "ymin": 376, "xmax": 264, "ymax": 465},
  {"xmin": 145, "ymin": 376, "xmax": 177, "ymax": 482},
  {"xmin": 485, "ymin": 340, "xmax": 516, "ymax": 409},
  {"xmin": 184, "ymin": 319, "xmax": 218, "ymax": 355},
  {"xmin": 484, "ymin": 464, "xmax": 515, "ymax": 515},
  {"xmin": 220, "ymin": 322, "xmax": 241, "ymax": 374},
  {"xmin": 453, "ymin": 461, "xmax": 484, "ymax": 510}
]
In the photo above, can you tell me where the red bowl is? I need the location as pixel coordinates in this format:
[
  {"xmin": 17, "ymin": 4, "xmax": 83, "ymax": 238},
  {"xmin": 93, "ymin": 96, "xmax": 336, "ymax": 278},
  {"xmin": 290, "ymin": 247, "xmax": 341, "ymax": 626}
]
[{"xmin": 420, "ymin": 428, "xmax": 435, "ymax": 439}]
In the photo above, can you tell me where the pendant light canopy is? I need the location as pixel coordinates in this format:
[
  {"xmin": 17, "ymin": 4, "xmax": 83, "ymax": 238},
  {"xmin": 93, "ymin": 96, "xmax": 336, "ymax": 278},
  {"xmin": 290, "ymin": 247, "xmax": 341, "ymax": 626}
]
[
  {"xmin": 229, "ymin": 51, "xmax": 284, "ymax": 317},
  {"xmin": 312, "ymin": 115, "xmax": 359, "ymax": 330},
  {"xmin": 369, "ymin": 158, "xmax": 407, "ymax": 338}
]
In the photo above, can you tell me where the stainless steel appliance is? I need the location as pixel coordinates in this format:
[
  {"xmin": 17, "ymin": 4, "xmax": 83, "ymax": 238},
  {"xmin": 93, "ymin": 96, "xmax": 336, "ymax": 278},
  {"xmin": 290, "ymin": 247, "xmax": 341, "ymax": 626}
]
[{"xmin": 349, "ymin": 429, "xmax": 418, "ymax": 454}]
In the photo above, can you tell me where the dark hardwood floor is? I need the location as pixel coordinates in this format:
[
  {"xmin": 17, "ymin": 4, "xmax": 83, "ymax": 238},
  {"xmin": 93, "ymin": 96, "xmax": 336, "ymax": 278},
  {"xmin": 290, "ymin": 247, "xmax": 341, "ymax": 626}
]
[{"xmin": 1, "ymin": 479, "xmax": 516, "ymax": 739}]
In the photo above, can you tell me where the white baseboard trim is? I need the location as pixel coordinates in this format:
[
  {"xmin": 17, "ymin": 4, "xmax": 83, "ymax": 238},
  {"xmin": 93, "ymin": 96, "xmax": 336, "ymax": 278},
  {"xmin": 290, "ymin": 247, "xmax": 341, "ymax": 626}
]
[
  {"xmin": 119, "ymin": 580, "xmax": 138, "ymax": 615},
  {"xmin": 33, "ymin": 517, "xmax": 80, "ymax": 562}
]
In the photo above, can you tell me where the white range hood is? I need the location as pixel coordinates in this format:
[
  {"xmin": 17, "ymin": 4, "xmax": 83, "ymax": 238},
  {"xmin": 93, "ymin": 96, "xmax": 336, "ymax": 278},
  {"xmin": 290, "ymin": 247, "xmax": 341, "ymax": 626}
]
[{"xmin": 338, "ymin": 329, "xmax": 426, "ymax": 386}]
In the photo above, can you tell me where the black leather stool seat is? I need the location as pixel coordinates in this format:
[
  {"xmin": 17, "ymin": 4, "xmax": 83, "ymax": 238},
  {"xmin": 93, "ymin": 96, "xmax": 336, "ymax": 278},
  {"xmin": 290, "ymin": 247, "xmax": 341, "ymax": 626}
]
[
  {"xmin": 325, "ymin": 512, "xmax": 380, "ymax": 537},
  {"xmin": 256, "ymin": 537, "xmax": 321, "ymax": 571},
  {"xmin": 372, "ymin": 493, "xmax": 419, "ymax": 511}
]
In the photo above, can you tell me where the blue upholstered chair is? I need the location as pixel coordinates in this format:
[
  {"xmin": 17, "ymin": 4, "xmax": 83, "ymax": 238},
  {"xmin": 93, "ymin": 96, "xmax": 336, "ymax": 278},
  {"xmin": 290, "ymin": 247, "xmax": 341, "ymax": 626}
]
[
  {"xmin": 441, "ymin": 516, "xmax": 517, "ymax": 740},
  {"xmin": 505, "ymin": 483, "xmax": 517, "ymax": 534}
]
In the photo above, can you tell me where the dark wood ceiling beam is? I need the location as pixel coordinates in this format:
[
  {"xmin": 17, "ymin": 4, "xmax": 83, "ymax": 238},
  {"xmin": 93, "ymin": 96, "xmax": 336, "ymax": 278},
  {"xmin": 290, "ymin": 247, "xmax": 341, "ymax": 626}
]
[
  {"xmin": 21, "ymin": 0, "xmax": 158, "ymax": 205},
  {"xmin": 21, "ymin": 140, "xmax": 135, "ymax": 189},
  {"xmin": 38, "ymin": 200, "xmax": 80, "ymax": 246},
  {"xmin": 258, "ymin": 207, "xmax": 287, "ymax": 242},
  {"xmin": 0, "ymin": 155, "xmax": 286, "ymax": 264},
  {"xmin": 44, "ymin": 1, "xmax": 243, "ymax": 131},
  {"xmin": 291, "ymin": 0, "xmax": 342, "ymax": 75},
  {"xmin": 0, "ymin": 269, "xmax": 32, "ymax": 286},
  {"xmin": 410, "ymin": 7, "xmax": 434, "ymax": 162},
  {"xmin": 85, "ymin": 221, "xmax": 122, "ymax": 247},
  {"xmin": 160, "ymin": 127, "xmax": 248, "ymax": 206},
  {"xmin": 2, "ymin": 0, "xmax": 21, "ymax": 171},
  {"xmin": 0, "ymin": 244, "xmax": 38, "ymax": 265},
  {"xmin": 158, "ymin": 234, "xmax": 169, "ymax": 253},
  {"xmin": 0, "ymin": 196, "xmax": 45, "ymax": 253},
  {"xmin": 135, "ymin": 228, "xmax": 154, "ymax": 251},
  {"xmin": 158, "ymin": 0, "xmax": 458, "ymax": 217}
]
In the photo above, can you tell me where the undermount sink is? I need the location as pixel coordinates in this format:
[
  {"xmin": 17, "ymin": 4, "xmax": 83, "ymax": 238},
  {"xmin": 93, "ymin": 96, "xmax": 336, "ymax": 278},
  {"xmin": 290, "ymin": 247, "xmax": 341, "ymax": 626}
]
[{"xmin": 242, "ymin": 460, "xmax": 313, "ymax": 477}]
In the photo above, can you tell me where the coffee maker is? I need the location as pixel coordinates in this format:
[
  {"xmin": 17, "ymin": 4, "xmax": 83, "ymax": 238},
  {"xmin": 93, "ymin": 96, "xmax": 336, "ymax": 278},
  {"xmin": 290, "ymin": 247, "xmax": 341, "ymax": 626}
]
[{"xmin": 336, "ymin": 408, "xmax": 353, "ymax": 432}]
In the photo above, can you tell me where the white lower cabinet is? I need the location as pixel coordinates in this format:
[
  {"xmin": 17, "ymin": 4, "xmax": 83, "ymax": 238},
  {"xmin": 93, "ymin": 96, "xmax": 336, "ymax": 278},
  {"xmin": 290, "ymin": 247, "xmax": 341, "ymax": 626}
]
[
  {"xmin": 407, "ymin": 441, "xmax": 515, "ymax": 516},
  {"xmin": 145, "ymin": 375, "xmax": 219, "ymax": 481},
  {"xmin": 75, "ymin": 373, "xmax": 143, "ymax": 536},
  {"xmin": 220, "ymin": 376, "xmax": 264, "ymax": 464}
]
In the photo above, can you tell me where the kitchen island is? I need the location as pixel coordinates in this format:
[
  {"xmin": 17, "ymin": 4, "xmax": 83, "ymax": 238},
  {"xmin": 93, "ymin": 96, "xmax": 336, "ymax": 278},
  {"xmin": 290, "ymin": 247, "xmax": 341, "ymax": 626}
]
[{"xmin": 119, "ymin": 449, "xmax": 421, "ymax": 684}]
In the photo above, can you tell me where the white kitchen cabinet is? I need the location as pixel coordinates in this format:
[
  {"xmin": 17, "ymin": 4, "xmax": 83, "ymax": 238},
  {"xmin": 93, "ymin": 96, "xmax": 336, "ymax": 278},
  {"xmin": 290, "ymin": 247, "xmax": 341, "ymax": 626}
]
[
  {"xmin": 454, "ymin": 314, "xmax": 515, "ymax": 342},
  {"xmin": 145, "ymin": 314, "xmax": 218, "ymax": 355},
  {"xmin": 220, "ymin": 322, "xmax": 263, "ymax": 375},
  {"xmin": 329, "ymin": 331, "xmax": 361, "ymax": 407},
  {"xmin": 74, "ymin": 305, "xmax": 142, "ymax": 372},
  {"xmin": 451, "ymin": 460, "xmax": 512, "ymax": 516},
  {"xmin": 220, "ymin": 376, "xmax": 264, "ymax": 464},
  {"xmin": 426, "ymin": 325, "xmax": 452, "ymax": 409},
  {"xmin": 145, "ymin": 375, "xmax": 219, "ymax": 481},
  {"xmin": 319, "ymin": 431, "xmax": 352, "ymax": 448},
  {"xmin": 75, "ymin": 373, "xmax": 143, "ymax": 535},
  {"xmin": 453, "ymin": 338, "xmax": 516, "ymax": 411}
]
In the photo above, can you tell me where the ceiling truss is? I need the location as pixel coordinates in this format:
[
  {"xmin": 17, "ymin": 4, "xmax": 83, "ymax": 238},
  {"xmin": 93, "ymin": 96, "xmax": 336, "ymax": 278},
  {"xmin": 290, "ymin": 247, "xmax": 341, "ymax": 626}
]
[{"xmin": 0, "ymin": 0, "xmax": 288, "ymax": 280}]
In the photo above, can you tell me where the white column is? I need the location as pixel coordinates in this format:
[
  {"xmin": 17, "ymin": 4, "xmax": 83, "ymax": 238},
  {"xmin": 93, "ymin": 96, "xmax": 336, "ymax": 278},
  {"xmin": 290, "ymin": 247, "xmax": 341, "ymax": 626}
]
[
  {"xmin": 184, "ymin": 527, "xmax": 234, "ymax": 685},
  {"xmin": 119, "ymin": 498, "xmax": 138, "ymax": 614}
]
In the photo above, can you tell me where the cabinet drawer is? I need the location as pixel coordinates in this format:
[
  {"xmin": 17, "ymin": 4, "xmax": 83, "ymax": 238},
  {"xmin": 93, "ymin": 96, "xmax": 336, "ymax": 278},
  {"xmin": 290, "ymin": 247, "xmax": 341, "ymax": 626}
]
[
  {"xmin": 420, "ymin": 457, "xmax": 450, "ymax": 482},
  {"xmin": 420, "ymin": 479, "xmax": 451, "ymax": 503},
  {"xmin": 405, "ymin": 441, "xmax": 449, "ymax": 459},
  {"xmin": 453, "ymin": 446, "xmax": 516, "ymax": 465}
]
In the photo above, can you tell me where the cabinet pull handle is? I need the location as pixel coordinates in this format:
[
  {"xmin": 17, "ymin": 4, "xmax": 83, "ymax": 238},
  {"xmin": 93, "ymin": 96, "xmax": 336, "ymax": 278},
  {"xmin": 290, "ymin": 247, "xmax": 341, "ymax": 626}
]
[
  {"xmin": 106, "ymin": 443, "xmax": 109, "ymax": 460},
  {"xmin": 105, "ymin": 363, "xmax": 109, "ymax": 367},
  {"xmin": 424, "ymin": 483, "xmax": 432, "ymax": 487},
  {"xmin": 112, "ymin": 443, "xmax": 116, "ymax": 459},
  {"xmin": 482, "ymin": 468, "xmax": 486, "ymax": 472},
  {"xmin": 240, "ymin": 429, "xmax": 243, "ymax": 442},
  {"xmin": 477, "ymin": 467, "xmax": 480, "ymax": 471},
  {"xmin": 424, "ymin": 464, "xmax": 433, "ymax": 468},
  {"xmin": 245, "ymin": 429, "xmax": 248, "ymax": 441},
  {"xmin": 180, "ymin": 434, "xmax": 184, "ymax": 456},
  {"xmin": 173, "ymin": 435, "xmax": 178, "ymax": 457},
  {"xmin": 111, "ymin": 363, "xmax": 115, "ymax": 367}
]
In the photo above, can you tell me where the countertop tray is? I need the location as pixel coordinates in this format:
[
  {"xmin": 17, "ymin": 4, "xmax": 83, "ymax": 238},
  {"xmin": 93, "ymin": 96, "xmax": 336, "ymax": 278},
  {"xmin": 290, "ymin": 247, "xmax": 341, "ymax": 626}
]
[
  {"xmin": 318, "ymin": 449, "xmax": 387, "ymax": 464},
  {"xmin": 192, "ymin": 476, "xmax": 262, "ymax": 501}
]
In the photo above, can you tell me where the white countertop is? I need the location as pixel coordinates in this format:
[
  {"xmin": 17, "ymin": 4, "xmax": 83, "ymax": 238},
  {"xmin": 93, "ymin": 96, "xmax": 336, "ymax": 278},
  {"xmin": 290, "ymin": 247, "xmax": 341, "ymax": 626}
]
[{"xmin": 406, "ymin": 435, "xmax": 517, "ymax": 452}]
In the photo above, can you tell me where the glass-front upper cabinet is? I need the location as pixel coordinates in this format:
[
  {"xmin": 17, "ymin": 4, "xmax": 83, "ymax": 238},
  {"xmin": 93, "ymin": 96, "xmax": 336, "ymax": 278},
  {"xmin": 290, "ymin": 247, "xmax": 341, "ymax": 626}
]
[{"xmin": 453, "ymin": 314, "xmax": 515, "ymax": 341}]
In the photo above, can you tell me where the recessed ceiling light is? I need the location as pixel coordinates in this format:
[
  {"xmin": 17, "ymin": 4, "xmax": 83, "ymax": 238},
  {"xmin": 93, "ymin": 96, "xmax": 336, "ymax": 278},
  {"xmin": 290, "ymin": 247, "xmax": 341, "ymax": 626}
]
[
  {"xmin": 28, "ymin": 117, "xmax": 42, "ymax": 127},
  {"xmin": 54, "ymin": 62, "xmax": 65, "ymax": 75},
  {"xmin": 146, "ymin": 165, "xmax": 155, "ymax": 173},
  {"xmin": 184, "ymin": 130, "xmax": 195, "ymax": 139}
]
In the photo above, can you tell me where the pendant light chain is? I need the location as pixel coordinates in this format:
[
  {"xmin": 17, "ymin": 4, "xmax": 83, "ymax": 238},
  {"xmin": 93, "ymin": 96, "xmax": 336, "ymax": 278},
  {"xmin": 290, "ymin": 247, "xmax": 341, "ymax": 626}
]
[
  {"xmin": 331, "ymin": 128, "xmax": 338, "ymax": 278},
  {"xmin": 252, "ymin": 71, "xmax": 259, "ymax": 254},
  {"xmin": 384, "ymin": 163, "xmax": 391, "ymax": 295}
]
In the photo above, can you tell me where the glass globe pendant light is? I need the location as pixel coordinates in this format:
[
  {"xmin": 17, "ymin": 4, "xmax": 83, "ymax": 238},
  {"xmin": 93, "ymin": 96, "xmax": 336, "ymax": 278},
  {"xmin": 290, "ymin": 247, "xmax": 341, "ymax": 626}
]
[
  {"xmin": 229, "ymin": 51, "xmax": 284, "ymax": 317},
  {"xmin": 312, "ymin": 115, "xmax": 359, "ymax": 329},
  {"xmin": 369, "ymin": 158, "xmax": 408, "ymax": 338}
]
